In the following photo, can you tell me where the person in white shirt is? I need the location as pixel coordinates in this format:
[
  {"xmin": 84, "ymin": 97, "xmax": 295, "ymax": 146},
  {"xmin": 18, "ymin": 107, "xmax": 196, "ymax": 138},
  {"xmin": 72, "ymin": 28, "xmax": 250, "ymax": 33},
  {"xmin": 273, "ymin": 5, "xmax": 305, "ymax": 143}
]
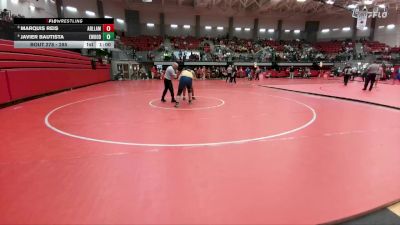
[
  {"xmin": 343, "ymin": 64, "xmax": 352, "ymax": 86},
  {"xmin": 226, "ymin": 65, "xmax": 232, "ymax": 83},
  {"xmin": 161, "ymin": 62, "xmax": 178, "ymax": 102},
  {"xmin": 363, "ymin": 62, "xmax": 382, "ymax": 91},
  {"xmin": 351, "ymin": 67, "xmax": 358, "ymax": 81}
]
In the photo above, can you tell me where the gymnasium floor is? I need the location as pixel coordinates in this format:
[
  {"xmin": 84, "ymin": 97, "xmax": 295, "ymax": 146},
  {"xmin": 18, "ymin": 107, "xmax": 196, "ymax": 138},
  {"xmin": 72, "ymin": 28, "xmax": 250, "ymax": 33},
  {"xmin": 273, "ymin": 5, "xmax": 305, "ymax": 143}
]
[
  {"xmin": 263, "ymin": 77, "xmax": 400, "ymax": 109},
  {"xmin": 0, "ymin": 78, "xmax": 399, "ymax": 224}
]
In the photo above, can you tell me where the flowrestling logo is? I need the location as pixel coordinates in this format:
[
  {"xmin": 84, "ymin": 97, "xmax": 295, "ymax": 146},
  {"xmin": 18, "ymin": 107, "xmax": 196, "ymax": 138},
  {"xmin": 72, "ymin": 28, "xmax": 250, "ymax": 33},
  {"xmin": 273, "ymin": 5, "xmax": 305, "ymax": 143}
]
[{"xmin": 352, "ymin": 6, "xmax": 388, "ymax": 19}]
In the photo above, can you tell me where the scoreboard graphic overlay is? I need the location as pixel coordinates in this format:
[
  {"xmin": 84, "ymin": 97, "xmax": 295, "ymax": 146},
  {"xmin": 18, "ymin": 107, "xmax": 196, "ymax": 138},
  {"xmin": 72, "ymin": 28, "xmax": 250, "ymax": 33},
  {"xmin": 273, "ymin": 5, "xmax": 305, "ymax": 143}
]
[{"xmin": 14, "ymin": 18, "xmax": 115, "ymax": 49}]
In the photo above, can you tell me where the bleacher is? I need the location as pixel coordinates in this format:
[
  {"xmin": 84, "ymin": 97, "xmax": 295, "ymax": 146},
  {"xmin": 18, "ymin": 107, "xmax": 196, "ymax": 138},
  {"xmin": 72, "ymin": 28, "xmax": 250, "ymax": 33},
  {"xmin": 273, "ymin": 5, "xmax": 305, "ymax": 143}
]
[
  {"xmin": 390, "ymin": 47, "xmax": 400, "ymax": 53},
  {"xmin": 171, "ymin": 37, "xmax": 202, "ymax": 50},
  {"xmin": 121, "ymin": 36, "xmax": 163, "ymax": 51},
  {"xmin": 0, "ymin": 39, "xmax": 110, "ymax": 104},
  {"xmin": 363, "ymin": 41, "xmax": 389, "ymax": 53},
  {"xmin": 314, "ymin": 41, "xmax": 344, "ymax": 54},
  {"xmin": 264, "ymin": 40, "xmax": 284, "ymax": 51},
  {"xmin": 203, "ymin": 43, "xmax": 211, "ymax": 53}
]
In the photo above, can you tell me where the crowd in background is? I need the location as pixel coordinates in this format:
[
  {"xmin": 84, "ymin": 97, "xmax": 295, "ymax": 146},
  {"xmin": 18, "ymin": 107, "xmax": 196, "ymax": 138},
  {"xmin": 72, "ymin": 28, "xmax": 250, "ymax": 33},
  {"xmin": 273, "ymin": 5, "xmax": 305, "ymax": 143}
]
[
  {"xmin": 146, "ymin": 65, "xmax": 317, "ymax": 80},
  {"xmin": 0, "ymin": 9, "xmax": 24, "ymax": 22},
  {"xmin": 209, "ymin": 39, "xmax": 360, "ymax": 63},
  {"xmin": 159, "ymin": 37, "xmax": 367, "ymax": 63},
  {"xmin": 131, "ymin": 63, "xmax": 400, "ymax": 83},
  {"xmin": 120, "ymin": 35, "xmax": 399, "ymax": 64}
]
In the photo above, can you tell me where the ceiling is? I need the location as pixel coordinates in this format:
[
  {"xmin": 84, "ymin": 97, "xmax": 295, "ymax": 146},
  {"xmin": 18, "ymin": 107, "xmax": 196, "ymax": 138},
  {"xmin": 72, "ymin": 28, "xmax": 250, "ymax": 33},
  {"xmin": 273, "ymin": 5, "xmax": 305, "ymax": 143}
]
[{"xmin": 115, "ymin": 0, "xmax": 400, "ymax": 15}]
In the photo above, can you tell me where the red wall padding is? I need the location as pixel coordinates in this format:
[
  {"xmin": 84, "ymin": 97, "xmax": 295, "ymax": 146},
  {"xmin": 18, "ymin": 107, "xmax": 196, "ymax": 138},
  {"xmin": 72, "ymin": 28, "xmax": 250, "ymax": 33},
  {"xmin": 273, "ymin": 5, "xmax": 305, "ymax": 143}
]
[
  {"xmin": 7, "ymin": 69, "xmax": 110, "ymax": 101},
  {"xmin": 0, "ymin": 44, "xmax": 89, "ymax": 61},
  {"xmin": 0, "ymin": 60, "xmax": 92, "ymax": 69},
  {"xmin": 0, "ymin": 41, "xmax": 89, "ymax": 61},
  {"xmin": 0, "ymin": 61, "xmax": 91, "ymax": 69},
  {"xmin": 0, "ymin": 52, "xmax": 91, "ymax": 65},
  {"xmin": 0, "ymin": 71, "xmax": 11, "ymax": 104}
]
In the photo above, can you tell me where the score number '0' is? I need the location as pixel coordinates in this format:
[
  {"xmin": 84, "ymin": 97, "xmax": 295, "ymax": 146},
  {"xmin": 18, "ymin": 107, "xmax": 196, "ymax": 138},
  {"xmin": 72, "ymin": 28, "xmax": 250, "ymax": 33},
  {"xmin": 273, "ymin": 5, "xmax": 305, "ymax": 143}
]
[{"xmin": 103, "ymin": 24, "xmax": 114, "ymax": 32}]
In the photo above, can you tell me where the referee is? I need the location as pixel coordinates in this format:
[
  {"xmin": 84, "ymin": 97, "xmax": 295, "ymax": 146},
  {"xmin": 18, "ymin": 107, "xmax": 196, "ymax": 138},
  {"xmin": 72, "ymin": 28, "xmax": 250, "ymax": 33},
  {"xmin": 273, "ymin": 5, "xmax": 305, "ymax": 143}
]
[
  {"xmin": 343, "ymin": 63, "xmax": 352, "ymax": 86},
  {"xmin": 161, "ymin": 62, "xmax": 178, "ymax": 103},
  {"xmin": 363, "ymin": 61, "xmax": 382, "ymax": 91}
]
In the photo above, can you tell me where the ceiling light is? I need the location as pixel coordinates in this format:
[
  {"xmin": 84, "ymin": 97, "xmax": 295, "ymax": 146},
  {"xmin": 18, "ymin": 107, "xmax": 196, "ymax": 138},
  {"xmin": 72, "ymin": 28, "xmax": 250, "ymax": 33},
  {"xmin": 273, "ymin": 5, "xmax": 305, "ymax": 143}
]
[
  {"xmin": 364, "ymin": 0, "xmax": 373, "ymax": 5},
  {"xmin": 297, "ymin": 0, "xmax": 306, "ymax": 2},
  {"xmin": 147, "ymin": 23, "xmax": 154, "ymax": 27},
  {"xmin": 362, "ymin": 27, "xmax": 368, "ymax": 30},
  {"xmin": 85, "ymin": 10, "xmax": 95, "ymax": 16},
  {"xmin": 387, "ymin": 24, "xmax": 395, "ymax": 29},
  {"xmin": 183, "ymin": 25, "xmax": 190, "ymax": 29},
  {"xmin": 321, "ymin": 29, "xmax": 330, "ymax": 33},
  {"xmin": 235, "ymin": 27, "xmax": 242, "ymax": 31},
  {"xmin": 347, "ymin": 4, "xmax": 357, "ymax": 9},
  {"xmin": 105, "ymin": 15, "xmax": 112, "ymax": 18},
  {"xmin": 217, "ymin": 26, "xmax": 224, "ymax": 30},
  {"xmin": 142, "ymin": 0, "xmax": 152, "ymax": 2},
  {"xmin": 171, "ymin": 24, "xmax": 178, "ymax": 28},
  {"xmin": 378, "ymin": 25, "xmax": 384, "ymax": 29},
  {"xmin": 326, "ymin": 0, "xmax": 334, "ymax": 4},
  {"xmin": 244, "ymin": 28, "xmax": 251, "ymax": 31},
  {"xmin": 378, "ymin": 4, "xmax": 385, "ymax": 8},
  {"xmin": 205, "ymin": 26, "xmax": 212, "ymax": 30},
  {"xmin": 116, "ymin": 18, "xmax": 124, "ymax": 23},
  {"xmin": 294, "ymin": 30, "xmax": 300, "ymax": 34},
  {"xmin": 259, "ymin": 28, "xmax": 266, "ymax": 32},
  {"xmin": 268, "ymin": 29, "xmax": 274, "ymax": 33},
  {"xmin": 66, "ymin": 6, "xmax": 77, "ymax": 12},
  {"xmin": 332, "ymin": 28, "xmax": 339, "ymax": 31},
  {"xmin": 284, "ymin": 29, "xmax": 290, "ymax": 32}
]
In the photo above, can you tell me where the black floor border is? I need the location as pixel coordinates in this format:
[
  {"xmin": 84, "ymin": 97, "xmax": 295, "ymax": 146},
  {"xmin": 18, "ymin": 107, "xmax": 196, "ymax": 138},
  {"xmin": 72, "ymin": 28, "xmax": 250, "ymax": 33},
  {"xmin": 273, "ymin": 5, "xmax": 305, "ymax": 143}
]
[
  {"xmin": 259, "ymin": 85, "xmax": 400, "ymax": 111},
  {"xmin": 324, "ymin": 200, "xmax": 400, "ymax": 225},
  {"xmin": 337, "ymin": 208, "xmax": 400, "ymax": 225}
]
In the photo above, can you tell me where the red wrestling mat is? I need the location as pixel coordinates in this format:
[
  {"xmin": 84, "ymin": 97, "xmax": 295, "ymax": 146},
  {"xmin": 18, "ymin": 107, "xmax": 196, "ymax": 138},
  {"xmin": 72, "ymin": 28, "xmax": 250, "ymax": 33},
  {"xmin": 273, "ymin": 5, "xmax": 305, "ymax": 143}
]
[
  {"xmin": 261, "ymin": 78, "xmax": 400, "ymax": 108},
  {"xmin": 0, "ymin": 80, "xmax": 399, "ymax": 224}
]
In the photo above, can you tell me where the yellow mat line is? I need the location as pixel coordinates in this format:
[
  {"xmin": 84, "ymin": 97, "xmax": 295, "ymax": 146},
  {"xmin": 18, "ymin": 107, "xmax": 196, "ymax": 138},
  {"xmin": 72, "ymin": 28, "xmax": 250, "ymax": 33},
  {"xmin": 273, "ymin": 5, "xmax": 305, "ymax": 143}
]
[{"xmin": 388, "ymin": 202, "xmax": 400, "ymax": 217}]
